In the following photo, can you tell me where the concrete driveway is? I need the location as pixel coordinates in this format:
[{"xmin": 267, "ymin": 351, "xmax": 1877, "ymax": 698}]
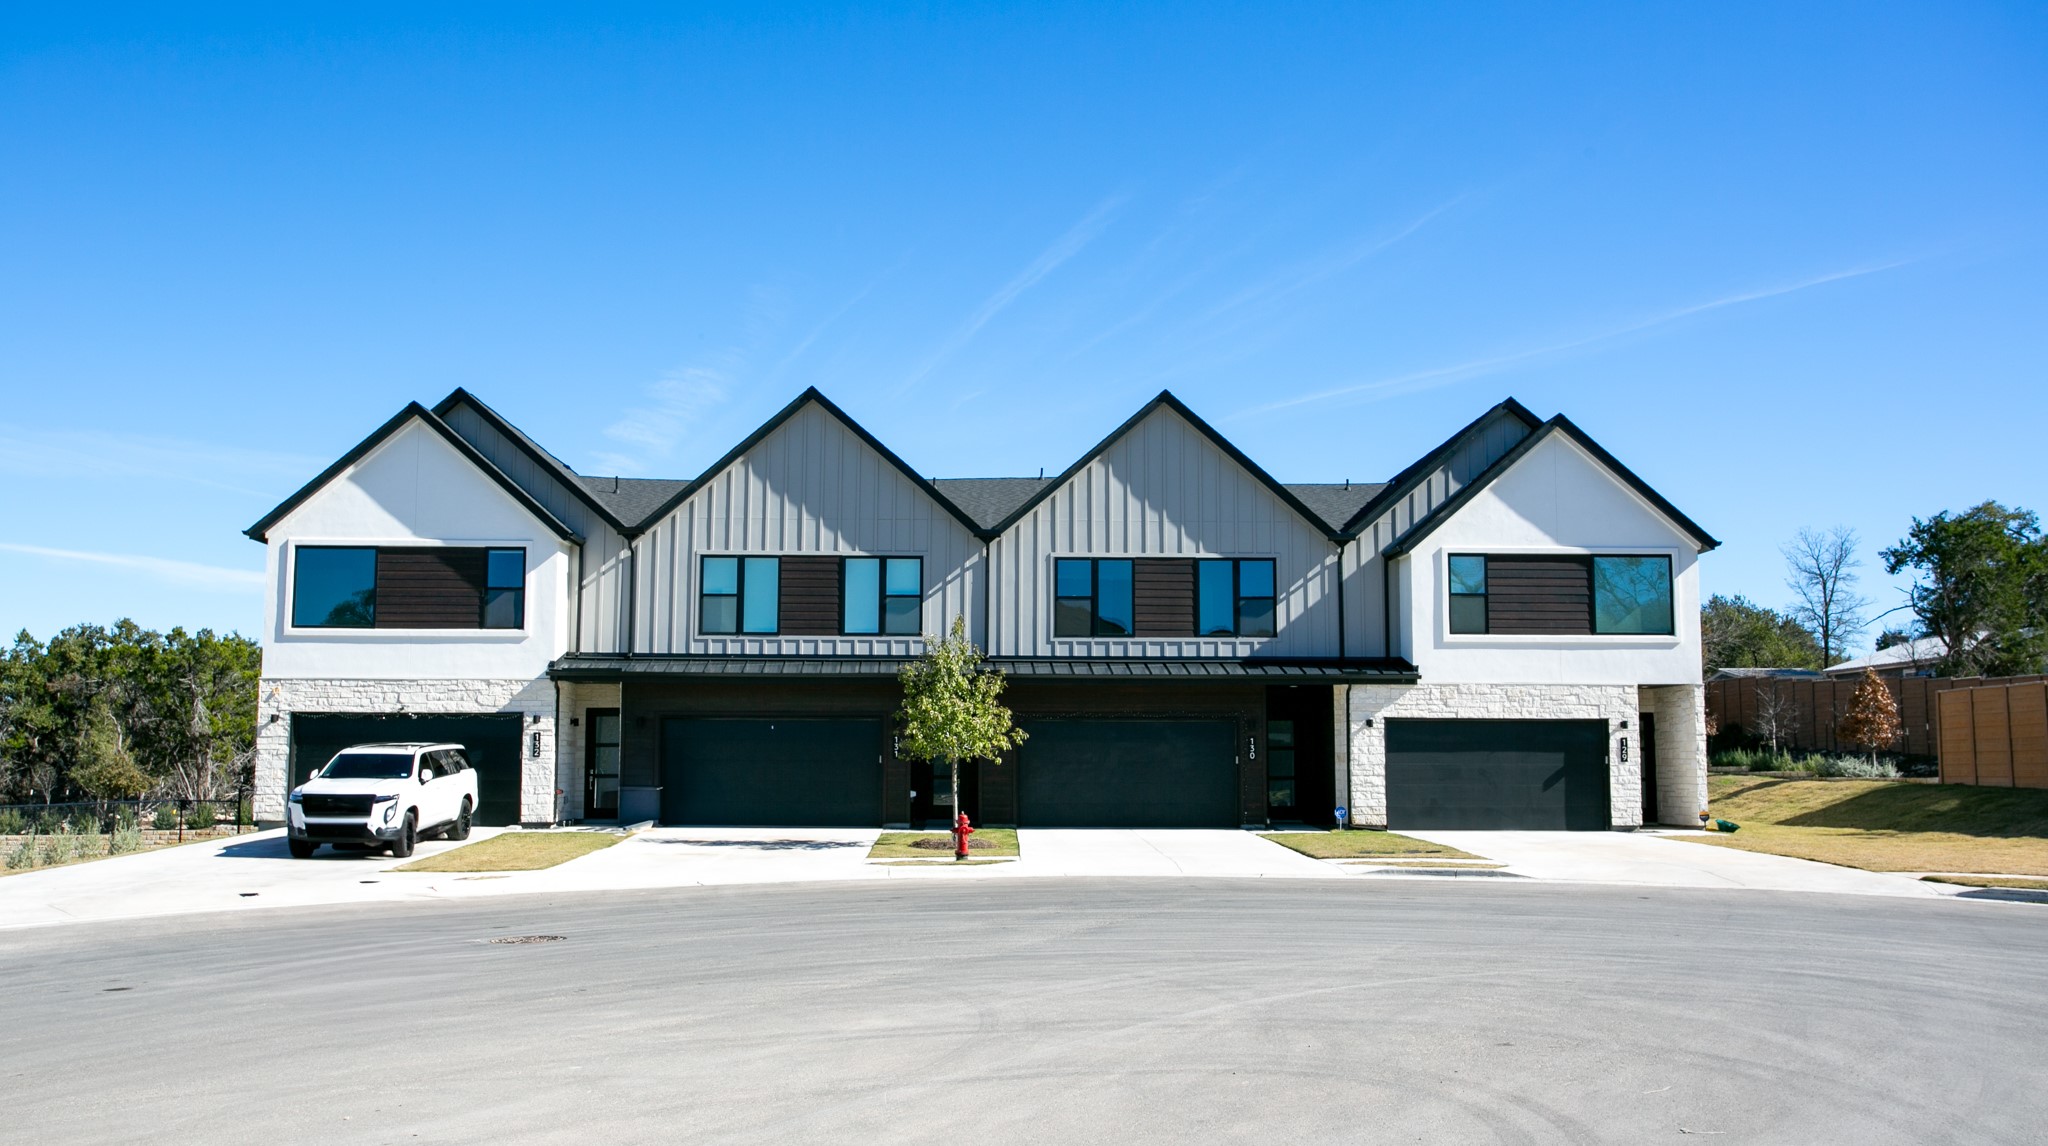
[{"xmin": 1400, "ymin": 828, "xmax": 1947, "ymax": 897}]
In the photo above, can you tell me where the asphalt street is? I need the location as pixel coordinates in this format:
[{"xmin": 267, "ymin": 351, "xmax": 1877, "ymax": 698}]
[{"xmin": 2, "ymin": 880, "xmax": 2042, "ymax": 1145}]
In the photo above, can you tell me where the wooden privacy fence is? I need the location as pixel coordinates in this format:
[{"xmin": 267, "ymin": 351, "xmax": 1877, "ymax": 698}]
[
  {"xmin": 1938, "ymin": 681, "xmax": 2048, "ymax": 788},
  {"xmin": 1705, "ymin": 674, "xmax": 2048, "ymax": 760}
]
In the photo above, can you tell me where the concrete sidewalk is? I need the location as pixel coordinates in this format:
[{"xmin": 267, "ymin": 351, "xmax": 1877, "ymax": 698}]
[{"xmin": 1399, "ymin": 828, "xmax": 1948, "ymax": 898}]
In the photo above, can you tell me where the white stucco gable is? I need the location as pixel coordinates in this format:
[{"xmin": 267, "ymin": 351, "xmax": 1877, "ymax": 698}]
[{"xmin": 1389, "ymin": 423, "xmax": 1711, "ymax": 687}]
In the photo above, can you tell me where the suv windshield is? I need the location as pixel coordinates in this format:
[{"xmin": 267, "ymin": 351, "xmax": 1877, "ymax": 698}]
[{"xmin": 318, "ymin": 753, "xmax": 416, "ymax": 780}]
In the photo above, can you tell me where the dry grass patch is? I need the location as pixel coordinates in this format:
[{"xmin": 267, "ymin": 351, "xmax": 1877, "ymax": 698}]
[
  {"xmin": 868, "ymin": 829, "xmax": 1018, "ymax": 860},
  {"xmin": 1340, "ymin": 858, "xmax": 1507, "ymax": 869},
  {"xmin": 394, "ymin": 832, "xmax": 623, "ymax": 873},
  {"xmin": 1677, "ymin": 777, "xmax": 2048, "ymax": 876},
  {"xmin": 1263, "ymin": 831, "xmax": 1480, "ymax": 861}
]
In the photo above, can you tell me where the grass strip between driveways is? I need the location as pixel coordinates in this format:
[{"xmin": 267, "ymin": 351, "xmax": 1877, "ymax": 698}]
[
  {"xmin": 1677, "ymin": 776, "xmax": 2048, "ymax": 876},
  {"xmin": 1921, "ymin": 875, "xmax": 2048, "ymax": 892},
  {"xmin": 868, "ymin": 828, "xmax": 1019, "ymax": 860},
  {"xmin": 1263, "ymin": 831, "xmax": 1480, "ymax": 861},
  {"xmin": 393, "ymin": 832, "xmax": 624, "ymax": 873}
]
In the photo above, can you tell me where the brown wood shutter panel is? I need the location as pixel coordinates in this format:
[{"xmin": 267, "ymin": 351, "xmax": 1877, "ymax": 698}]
[
  {"xmin": 375, "ymin": 548, "xmax": 487, "ymax": 628},
  {"xmin": 779, "ymin": 556, "xmax": 842, "ymax": 635},
  {"xmin": 1486, "ymin": 556, "xmax": 1592, "ymax": 635},
  {"xmin": 1133, "ymin": 558, "xmax": 1195, "ymax": 637}
]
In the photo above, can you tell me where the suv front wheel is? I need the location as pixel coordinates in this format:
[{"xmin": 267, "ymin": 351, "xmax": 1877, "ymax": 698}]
[
  {"xmin": 288, "ymin": 838, "xmax": 317, "ymax": 859},
  {"xmin": 389, "ymin": 811, "xmax": 417, "ymax": 859}
]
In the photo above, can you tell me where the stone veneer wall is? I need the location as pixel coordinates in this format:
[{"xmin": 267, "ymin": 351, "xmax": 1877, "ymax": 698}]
[
  {"xmin": 1642, "ymin": 684, "xmax": 1708, "ymax": 827},
  {"xmin": 1341, "ymin": 683, "xmax": 1643, "ymax": 829},
  {"xmin": 254, "ymin": 677, "xmax": 558, "ymax": 825},
  {"xmin": 553, "ymin": 681, "xmax": 622, "ymax": 822}
]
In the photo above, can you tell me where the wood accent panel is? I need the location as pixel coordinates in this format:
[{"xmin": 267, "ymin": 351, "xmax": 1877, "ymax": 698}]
[
  {"xmin": 778, "ymin": 555, "xmax": 842, "ymax": 636},
  {"xmin": 1132, "ymin": 558, "xmax": 1195, "ymax": 637},
  {"xmin": 1973, "ymin": 687, "xmax": 2014, "ymax": 786},
  {"xmin": 1486, "ymin": 556, "xmax": 1591, "ymax": 635},
  {"xmin": 374, "ymin": 548, "xmax": 486, "ymax": 629},
  {"xmin": 1938, "ymin": 689, "xmax": 1977, "ymax": 783}
]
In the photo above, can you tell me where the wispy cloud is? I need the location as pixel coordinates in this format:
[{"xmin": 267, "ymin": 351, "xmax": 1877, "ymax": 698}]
[
  {"xmin": 1199, "ymin": 195, "xmax": 1465, "ymax": 324},
  {"xmin": 0, "ymin": 429, "xmax": 319, "ymax": 497},
  {"xmin": 897, "ymin": 196, "xmax": 1127, "ymax": 395},
  {"xmin": 0, "ymin": 542, "xmax": 264, "ymax": 592},
  {"xmin": 593, "ymin": 366, "xmax": 733, "ymax": 474},
  {"xmin": 771, "ymin": 253, "xmax": 915, "ymax": 381},
  {"xmin": 1235, "ymin": 258, "xmax": 1918, "ymax": 419}
]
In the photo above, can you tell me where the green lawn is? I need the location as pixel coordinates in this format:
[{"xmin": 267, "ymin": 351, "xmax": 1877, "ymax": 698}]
[
  {"xmin": 1678, "ymin": 776, "xmax": 2048, "ymax": 875},
  {"xmin": 394, "ymin": 832, "xmax": 624, "ymax": 872},
  {"xmin": 1262, "ymin": 831, "xmax": 1480, "ymax": 861},
  {"xmin": 868, "ymin": 828, "xmax": 1019, "ymax": 860}
]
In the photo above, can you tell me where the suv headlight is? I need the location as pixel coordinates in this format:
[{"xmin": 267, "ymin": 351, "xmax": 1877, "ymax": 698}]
[
  {"xmin": 375, "ymin": 794, "xmax": 399, "ymax": 823},
  {"xmin": 289, "ymin": 789, "xmax": 303, "ymax": 804}
]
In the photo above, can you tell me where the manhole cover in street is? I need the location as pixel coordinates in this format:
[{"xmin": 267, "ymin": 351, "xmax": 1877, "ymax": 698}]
[{"xmin": 488, "ymin": 934, "xmax": 566, "ymax": 945}]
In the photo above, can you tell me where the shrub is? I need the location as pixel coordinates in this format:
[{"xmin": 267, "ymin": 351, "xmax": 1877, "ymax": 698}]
[
  {"xmin": 186, "ymin": 802, "xmax": 218, "ymax": 830},
  {"xmin": 152, "ymin": 805, "xmax": 180, "ymax": 831},
  {"xmin": 237, "ymin": 798, "xmax": 252, "ymax": 826},
  {"xmin": 0, "ymin": 808, "xmax": 23, "ymax": 835},
  {"xmin": 1711, "ymin": 747, "xmax": 1794, "ymax": 773},
  {"xmin": 42, "ymin": 834, "xmax": 76, "ymax": 865},
  {"xmin": 109, "ymin": 825, "xmax": 144, "ymax": 855},
  {"xmin": 69, "ymin": 807, "xmax": 106, "ymax": 834},
  {"xmin": 114, "ymin": 805, "xmax": 139, "ymax": 831},
  {"xmin": 33, "ymin": 809, "xmax": 68, "ymax": 834},
  {"xmin": 1812, "ymin": 754, "xmax": 1900, "ymax": 779},
  {"xmin": 5, "ymin": 837, "xmax": 35, "ymax": 870}
]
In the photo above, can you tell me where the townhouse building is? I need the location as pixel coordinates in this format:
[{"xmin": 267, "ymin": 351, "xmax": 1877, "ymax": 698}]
[{"xmin": 247, "ymin": 387, "xmax": 1715, "ymax": 833}]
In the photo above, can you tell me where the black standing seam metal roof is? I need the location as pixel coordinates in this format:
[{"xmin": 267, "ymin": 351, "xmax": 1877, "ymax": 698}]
[
  {"xmin": 1380, "ymin": 414, "xmax": 1720, "ymax": 558},
  {"xmin": 244, "ymin": 403, "xmax": 581, "ymax": 544},
  {"xmin": 547, "ymin": 654, "xmax": 1419, "ymax": 683}
]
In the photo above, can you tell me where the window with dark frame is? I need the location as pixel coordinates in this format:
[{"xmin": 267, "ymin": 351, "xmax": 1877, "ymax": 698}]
[
  {"xmin": 700, "ymin": 555, "xmax": 781, "ymax": 635},
  {"xmin": 292, "ymin": 546, "xmax": 377, "ymax": 628},
  {"xmin": 1195, "ymin": 559, "xmax": 1277, "ymax": 637},
  {"xmin": 1053, "ymin": 558, "xmax": 1134, "ymax": 637},
  {"xmin": 1448, "ymin": 554, "xmax": 1488, "ymax": 634},
  {"xmin": 843, "ymin": 556, "xmax": 923, "ymax": 636},
  {"xmin": 1446, "ymin": 553, "xmax": 1673, "ymax": 636},
  {"xmin": 482, "ymin": 548, "xmax": 525, "ymax": 629}
]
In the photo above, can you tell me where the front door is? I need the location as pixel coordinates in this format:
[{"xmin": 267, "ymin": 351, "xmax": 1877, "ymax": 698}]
[
  {"xmin": 1639, "ymin": 712, "xmax": 1659, "ymax": 825},
  {"xmin": 585, "ymin": 709, "xmax": 621, "ymax": 820},
  {"xmin": 1266, "ymin": 719, "xmax": 1299, "ymax": 820}
]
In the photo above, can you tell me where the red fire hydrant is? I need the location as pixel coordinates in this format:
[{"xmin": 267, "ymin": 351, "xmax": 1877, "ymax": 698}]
[{"xmin": 952, "ymin": 812, "xmax": 975, "ymax": 861}]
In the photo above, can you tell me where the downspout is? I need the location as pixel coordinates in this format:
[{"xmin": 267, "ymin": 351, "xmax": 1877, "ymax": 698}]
[
  {"xmin": 981, "ymin": 539, "xmax": 993, "ymax": 649},
  {"xmin": 1382, "ymin": 551, "xmax": 1394, "ymax": 659},
  {"xmin": 1336, "ymin": 539, "xmax": 1347, "ymax": 661}
]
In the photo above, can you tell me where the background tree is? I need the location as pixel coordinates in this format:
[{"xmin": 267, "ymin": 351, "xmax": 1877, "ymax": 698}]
[
  {"xmin": 1783, "ymin": 526, "xmax": 1869, "ymax": 668},
  {"xmin": 1701, "ymin": 594, "xmax": 1825, "ymax": 673},
  {"xmin": 72, "ymin": 698, "xmax": 151, "ymax": 801},
  {"xmin": 1750, "ymin": 685, "xmax": 1800, "ymax": 758},
  {"xmin": 1836, "ymin": 668, "xmax": 1902, "ymax": 766},
  {"xmin": 1882, "ymin": 501, "xmax": 2048, "ymax": 677},
  {"xmin": 1873, "ymin": 627, "xmax": 1916, "ymax": 651},
  {"xmin": 896, "ymin": 617, "xmax": 1027, "ymax": 838}
]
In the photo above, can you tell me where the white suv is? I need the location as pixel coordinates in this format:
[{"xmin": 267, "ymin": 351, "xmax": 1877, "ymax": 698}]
[{"xmin": 286, "ymin": 742, "xmax": 480, "ymax": 859}]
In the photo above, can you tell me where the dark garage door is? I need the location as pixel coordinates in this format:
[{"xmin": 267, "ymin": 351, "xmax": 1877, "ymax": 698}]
[
  {"xmin": 661, "ymin": 718, "xmax": 884, "ymax": 826},
  {"xmin": 290, "ymin": 713, "xmax": 524, "ymax": 826},
  {"xmin": 1018, "ymin": 718, "xmax": 1238, "ymax": 827},
  {"xmin": 1385, "ymin": 719, "xmax": 1611, "ymax": 831}
]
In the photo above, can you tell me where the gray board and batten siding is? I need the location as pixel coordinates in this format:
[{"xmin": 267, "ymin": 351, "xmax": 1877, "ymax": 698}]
[
  {"xmin": 627, "ymin": 402, "xmax": 986, "ymax": 656},
  {"xmin": 1339, "ymin": 405, "xmax": 1537, "ymax": 658},
  {"xmin": 439, "ymin": 396, "xmax": 635, "ymax": 655},
  {"xmin": 986, "ymin": 404, "xmax": 1343, "ymax": 659}
]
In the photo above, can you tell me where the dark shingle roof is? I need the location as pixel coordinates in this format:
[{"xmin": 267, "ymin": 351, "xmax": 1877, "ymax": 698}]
[
  {"xmin": 576, "ymin": 476, "xmax": 695, "ymax": 526},
  {"xmin": 1285, "ymin": 483, "xmax": 1388, "ymax": 533},
  {"xmin": 930, "ymin": 478, "xmax": 1055, "ymax": 530}
]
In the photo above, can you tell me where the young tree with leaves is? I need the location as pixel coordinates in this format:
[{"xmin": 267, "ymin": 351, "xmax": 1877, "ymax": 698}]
[
  {"xmin": 1783, "ymin": 526, "xmax": 1869, "ymax": 669},
  {"xmin": 896, "ymin": 616, "xmax": 1026, "ymax": 854},
  {"xmin": 1837, "ymin": 669, "xmax": 1902, "ymax": 767},
  {"xmin": 1882, "ymin": 502, "xmax": 2048, "ymax": 677}
]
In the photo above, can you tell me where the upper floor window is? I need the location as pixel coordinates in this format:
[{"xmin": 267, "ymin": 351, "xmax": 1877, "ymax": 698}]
[
  {"xmin": 1054, "ymin": 558, "xmax": 1133, "ymax": 638},
  {"xmin": 483, "ymin": 549, "xmax": 525, "ymax": 629},
  {"xmin": 701, "ymin": 556, "xmax": 780, "ymax": 635},
  {"xmin": 844, "ymin": 557, "xmax": 922, "ymax": 635},
  {"xmin": 293, "ymin": 547, "xmax": 376, "ymax": 627},
  {"xmin": 1445, "ymin": 553, "xmax": 1672, "ymax": 636},
  {"xmin": 1196, "ymin": 559, "xmax": 1277, "ymax": 637},
  {"xmin": 291, "ymin": 545, "xmax": 525, "ymax": 630},
  {"xmin": 1592, "ymin": 555, "xmax": 1673, "ymax": 635},
  {"xmin": 1448, "ymin": 555, "xmax": 1487, "ymax": 634}
]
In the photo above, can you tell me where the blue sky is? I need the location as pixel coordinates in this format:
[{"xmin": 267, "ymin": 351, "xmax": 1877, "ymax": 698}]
[{"xmin": 3, "ymin": 3, "xmax": 2043, "ymax": 649}]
